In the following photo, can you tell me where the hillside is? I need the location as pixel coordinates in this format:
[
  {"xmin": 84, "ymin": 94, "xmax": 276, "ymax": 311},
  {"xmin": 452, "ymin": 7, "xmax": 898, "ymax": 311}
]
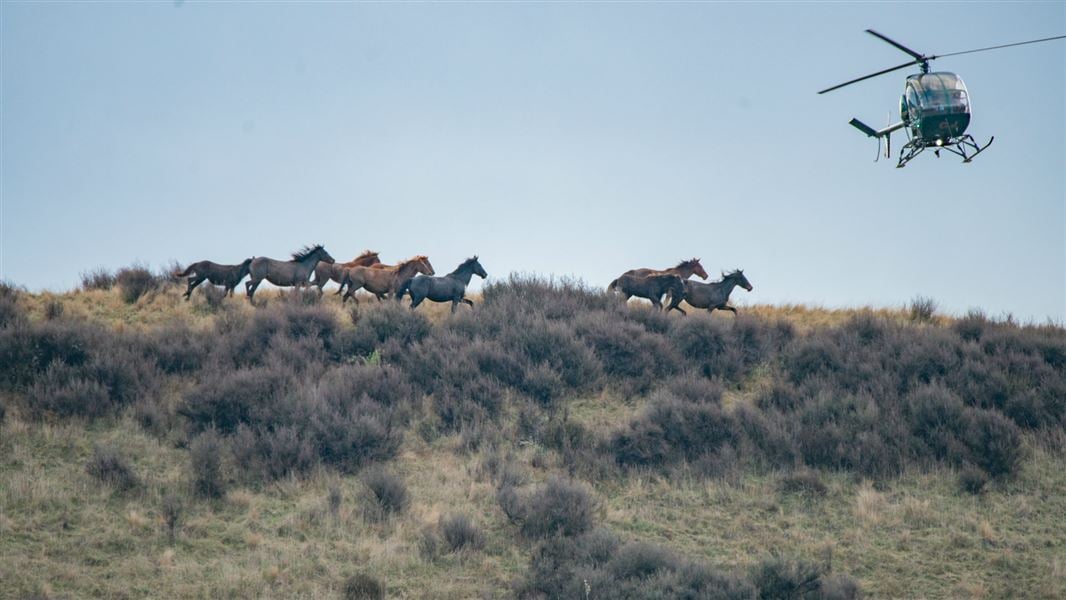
[{"xmin": 1, "ymin": 275, "xmax": 1064, "ymax": 599}]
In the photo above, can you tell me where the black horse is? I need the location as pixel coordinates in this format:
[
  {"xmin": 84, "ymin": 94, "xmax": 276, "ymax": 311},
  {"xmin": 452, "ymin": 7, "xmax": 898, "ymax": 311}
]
[
  {"xmin": 610, "ymin": 273, "xmax": 686, "ymax": 312},
  {"xmin": 174, "ymin": 258, "xmax": 254, "ymax": 300},
  {"xmin": 666, "ymin": 269, "xmax": 753, "ymax": 315},
  {"xmin": 397, "ymin": 256, "xmax": 487, "ymax": 312}
]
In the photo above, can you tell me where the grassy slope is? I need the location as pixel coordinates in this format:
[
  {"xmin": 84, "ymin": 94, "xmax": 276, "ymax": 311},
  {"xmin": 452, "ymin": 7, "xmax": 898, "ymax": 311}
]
[{"xmin": 2, "ymin": 286, "xmax": 1064, "ymax": 599}]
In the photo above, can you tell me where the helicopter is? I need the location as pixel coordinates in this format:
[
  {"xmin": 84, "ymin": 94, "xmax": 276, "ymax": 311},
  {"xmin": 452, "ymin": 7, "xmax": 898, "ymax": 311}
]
[{"xmin": 819, "ymin": 30, "xmax": 1066, "ymax": 168}]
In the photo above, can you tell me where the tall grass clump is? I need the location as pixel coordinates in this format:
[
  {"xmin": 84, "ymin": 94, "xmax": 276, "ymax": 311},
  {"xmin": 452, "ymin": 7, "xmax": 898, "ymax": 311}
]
[
  {"xmin": 86, "ymin": 444, "xmax": 140, "ymax": 492},
  {"xmin": 79, "ymin": 267, "xmax": 115, "ymax": 291}
]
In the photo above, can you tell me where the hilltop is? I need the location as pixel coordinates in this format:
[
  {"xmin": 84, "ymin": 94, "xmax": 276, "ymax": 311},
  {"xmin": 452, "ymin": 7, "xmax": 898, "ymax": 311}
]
[{"xmin": 1, "ymin": 274, "xmax": 1064, "ymax": 599}]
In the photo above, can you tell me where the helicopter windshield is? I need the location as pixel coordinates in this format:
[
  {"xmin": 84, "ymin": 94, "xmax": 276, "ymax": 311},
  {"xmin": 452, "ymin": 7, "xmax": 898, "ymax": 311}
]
[{"xmin": 911, "ymin": 72, "xmax": 970, "ymax": 112}]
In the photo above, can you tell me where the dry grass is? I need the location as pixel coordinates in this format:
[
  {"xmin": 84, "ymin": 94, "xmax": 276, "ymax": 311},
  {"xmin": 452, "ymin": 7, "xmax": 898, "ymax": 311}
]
[{"xmin": 2, "ymin": 286, "xmax": 1063, "ymax": 598}]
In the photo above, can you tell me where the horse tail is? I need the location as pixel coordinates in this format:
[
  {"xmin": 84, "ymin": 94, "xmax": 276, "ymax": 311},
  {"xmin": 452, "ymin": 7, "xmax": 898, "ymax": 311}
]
[
  {"xmin": 607, "ymin": 278, "xmax": 619, "ymax": 292},
  {"xmin": 174, "ymin": 264, "xmax": 195, "ymax": 277}
]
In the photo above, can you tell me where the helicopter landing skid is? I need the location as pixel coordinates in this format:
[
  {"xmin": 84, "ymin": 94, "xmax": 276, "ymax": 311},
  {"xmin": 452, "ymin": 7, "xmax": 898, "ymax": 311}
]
[{"xmin": 895, "ymin": 135, "xmax": 994, "ymax": 168}]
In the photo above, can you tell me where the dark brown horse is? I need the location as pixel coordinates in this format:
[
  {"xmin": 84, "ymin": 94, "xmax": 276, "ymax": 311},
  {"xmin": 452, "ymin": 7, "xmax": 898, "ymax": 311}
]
[
  {"xmin": 609, "ymin": 273, "xmax": 686, "ymax": 311},
  {"xmin": 666, "ymin": 269, "xmax": 753, "ymax": 315},
  {"xmin": 340, "ymin": 255, "xmax": 435, "ymax": 304},
  {"xmin": 246, "ymin": 245, "xmax": 335, "ymax": 300},
  {"xmin": 174, "ymin": 258, "xmax": 254, "ymax": 300},
  {"xmin": 311, "ymin": 250, "xmax": 381, "ymax": 292}
]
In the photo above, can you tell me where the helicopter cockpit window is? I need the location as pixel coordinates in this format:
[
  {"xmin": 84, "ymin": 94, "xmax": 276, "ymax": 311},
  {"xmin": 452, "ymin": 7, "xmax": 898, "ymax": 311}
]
[{"xmin": 915, "ymin": 73, "xmax": 970, "ymax": 112}]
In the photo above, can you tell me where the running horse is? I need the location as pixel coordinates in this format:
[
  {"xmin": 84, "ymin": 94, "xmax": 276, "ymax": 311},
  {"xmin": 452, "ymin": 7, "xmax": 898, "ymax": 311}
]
[
  {"xmin": 610, "ymin": 273, "xmax": 686, "ymax": 312},
  {"xmin": 310, "ymin": 250, "xmax": 381, "ymax": 293},
  {"xmin": 339, "ymin": 255, "xmax": 435, "ymax": 304},
  {"xmin": 666, "ymin": 269, "xmax": 753, "ymax": 315},
  {"xmin": 174, "ymin": 257, "xmax": 254, "ymax": 300},
  {"xmin": 245, "ymin": 245, "xmax": 335, "ymax": 300},
  {"xmin": 397, "ymin": 256, "xmax": 487, "ymax": 312},
  {"xmin": 607, "ymin": 258, "xmax": 709, "ymax": 307}
]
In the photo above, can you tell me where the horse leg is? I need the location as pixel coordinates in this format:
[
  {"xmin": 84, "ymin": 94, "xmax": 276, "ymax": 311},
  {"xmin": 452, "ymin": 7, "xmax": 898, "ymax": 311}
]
[
  {"xmin": 409, "ymin": 294, "xmax": 424, "ymax": 310},
  {"xmin": 183, "ymin": 277, "xmax": 201, "ymax": 300},
  {"xmin": 461, "ymin": 298, "xmax": 474, "ymax": 308},
  {"xmin": 722, "ymin": 305, "xmax": 738, "ymax": 315},
  {"xmin": 451, "ymin": 299, "xmax": 459, "ymax": 313},
  {"xmin": 246, "ymin": 278, "xmax": 261, "ymax": 299}
]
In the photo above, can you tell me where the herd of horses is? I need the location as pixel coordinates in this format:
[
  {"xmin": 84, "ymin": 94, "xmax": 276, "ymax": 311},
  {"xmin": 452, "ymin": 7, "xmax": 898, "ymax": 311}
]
[{"xmin": 174, "ymin": 247, "xmax": 751, "ymax": 314}]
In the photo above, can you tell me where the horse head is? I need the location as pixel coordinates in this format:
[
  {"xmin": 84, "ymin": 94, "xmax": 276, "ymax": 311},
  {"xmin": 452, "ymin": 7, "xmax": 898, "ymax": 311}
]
[{"xmin": 724, "ymin": 269, "xmax": 753, "ymax": 291}]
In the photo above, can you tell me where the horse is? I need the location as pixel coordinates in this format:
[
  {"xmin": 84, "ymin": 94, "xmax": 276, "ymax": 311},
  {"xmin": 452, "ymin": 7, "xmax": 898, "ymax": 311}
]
[
  {"xmin": 397, "ymin": 256, "xmax": 487, "ymax": 312},
  {"xmin": 666, "ymin": 269, "xmax": 753, "ymax": 315},
  {"xmin": 340, "ymin": 255, "xmax": 436, "ymax": 304},
  {"xmin": 310, "ymin": 250, "xmax": 381, "ymax": 293},
  {"xmin": 608, "ymin": 258, "xmax": 710, "ymax": 291},
  {"xmin": 609, "ymin": 273, "xmax": 686, "ymax": 312},
  {"xmin": 245, "ymin": 245, "xmax": 335, "ymax": 300},
  {"xmin": 174, "ymin": 257, "xmax": 254, "ymax": 300}
]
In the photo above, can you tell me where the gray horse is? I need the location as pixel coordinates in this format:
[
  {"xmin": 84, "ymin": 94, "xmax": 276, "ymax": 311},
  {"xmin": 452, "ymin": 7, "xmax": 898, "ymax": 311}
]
[
  {"xmin": 174, "ymin": 257, "xmax": 254, "ymax": 300},
  {"xmin": 666, "ymin": 269, "xmax": 753, "ymax": 315},
  {"xmin": 245, "ymin": 245, "xmax": 335, "ymax": 300},
  {"xmin": 610, "ymin": 273, "xmax": 686, "ymax": 312},
  {"xmin": 397, "ymin": 256, "xmax": 487, "ymax": 312}
]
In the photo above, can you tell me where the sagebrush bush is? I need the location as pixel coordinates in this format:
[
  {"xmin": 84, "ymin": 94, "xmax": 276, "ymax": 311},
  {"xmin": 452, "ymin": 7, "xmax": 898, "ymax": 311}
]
[
  {"xmin": 908, "ymin": 295, "xmax": 938, "ymax": 323},
  {"xmin": 79, "ymin": 268, "xmax": 115, "ymax": 291},
  {"xmin": 179, "ymin": 367, "xmax": 293, "ymax": 434},
  {"xmin": 517, "ymin": 476, "xmax": 596, "ymax": 539},
  {"xmin": 189, "ymin": 430, "xmax": 227, "ymax": 498},
  {"xmin": 116, "ymin": 264, "xmax": 160, "ymax": 304},
  {"xmin": 360, "ymin": 467, "xmax": 409, "ymax": 522},
  {"xmin": 86, "ymin": 444, "xmax": 139, "ymax": 492},
  {"xmin": 439, "ymin": 513, "xmax": 485, "ymax": 553},
  {"xmin": 343, "ymin": 573, "xmax": 385, "ymax": 600}
]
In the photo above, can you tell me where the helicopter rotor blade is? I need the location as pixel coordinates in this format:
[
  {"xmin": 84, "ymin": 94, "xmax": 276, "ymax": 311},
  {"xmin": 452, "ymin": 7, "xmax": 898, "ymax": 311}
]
[
  {"xmin": 935, "ymin": 34, "xmax": 1066, "ymax": 59},
  {"xmin": 865, "ymin": 29, "xmax": 927, "ymax": 61},
  {"xmin": 817, "ymin": 60, "xmax": 918, "ymax": 94}
]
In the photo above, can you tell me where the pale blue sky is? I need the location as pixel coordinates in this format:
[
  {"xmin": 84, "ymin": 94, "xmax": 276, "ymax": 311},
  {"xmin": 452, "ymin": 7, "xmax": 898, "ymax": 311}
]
[{"xmin": 2, "ymin": 2, "xmax": 1063, "ymax": 320}]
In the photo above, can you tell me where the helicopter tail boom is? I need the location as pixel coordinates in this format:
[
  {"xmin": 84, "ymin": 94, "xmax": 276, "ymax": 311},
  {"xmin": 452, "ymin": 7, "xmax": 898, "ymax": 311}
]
[{"xmin": 849, "ymin": 118, "xmax": 905, "ymax": 138}]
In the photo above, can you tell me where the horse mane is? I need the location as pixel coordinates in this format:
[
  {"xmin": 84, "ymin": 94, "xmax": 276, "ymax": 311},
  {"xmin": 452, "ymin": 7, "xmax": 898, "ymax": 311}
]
[
  {"xmin": 722, "ymin": 268, "xmax": 743, "ymax": 279},
  {"xmin": 356, "ymin": 249, "xmax": 379, "ymax": 260},
  {"xmin": 291, "ymin": 244, "xmax": 324, "ymax": 262},
  {"xmin": 451, "ymin": 256, "xmax": 479, "ymax": 274},
  {"xmin": 396, "ymin": 255, "xmax": 427, "ymax": 269},
  {"xmin": 674, "ymin": 258, "xmax": 701, "ymax": 270}
]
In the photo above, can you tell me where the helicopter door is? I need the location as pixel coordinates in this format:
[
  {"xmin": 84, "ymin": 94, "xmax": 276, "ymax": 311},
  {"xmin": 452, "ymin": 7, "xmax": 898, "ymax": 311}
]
[{"xmin": 904, "ymin": 84, "xmax": 921, "ymax": 124}]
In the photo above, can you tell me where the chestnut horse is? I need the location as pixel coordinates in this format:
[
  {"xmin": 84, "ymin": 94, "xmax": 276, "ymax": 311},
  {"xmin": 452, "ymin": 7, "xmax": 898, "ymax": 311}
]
[
  {"xmin": 311, "ymin": 250, "xmax": 381, "ymax": 292},
  {"xmin": 340, "ymin": 255, "xmax": 435, "ymax": 304}
]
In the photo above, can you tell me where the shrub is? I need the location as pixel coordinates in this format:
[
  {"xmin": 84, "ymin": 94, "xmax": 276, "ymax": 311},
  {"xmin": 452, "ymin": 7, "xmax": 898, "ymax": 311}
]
[
  {"xmin": 343, "ymin": 573, "xmax": 385, "ymax": 600},
  {"xmin": 575, "ymin": 313, "xmax": 678, "ymax": 388},
  {"xmin": 116, "ymin": 264, "xmax": 160, "ymax": 304},
  {"xmin": 162, "ymin": 493, "xmax": 183, "ymax": 544},
  {"xmin": 908, "ymin": 295, "xmax": 938, "ymax": 323},
  {"xmin": 439, "ymin": 513, "xmax": 485, "ymax": 553},
  {"xmin": 86, "ymin": 444, "xmax": 139, "ymax": 492},
  {"xmin": 749, "ymin": 556, "xmax": 826, "ymax": 599},
  {"xmin": 778, "ymin": 469, "xmax": 827, "ymax": 497},
  {"xmin": 608, "ymin": 541, "xmax": 677, "ymax": 580},
  {"xmin": 189, "ymin": 430, "xmax": 227, "ymax": 498},
  {"xmin": 340, "ymin": 303, "xmax": 430, "ymax": 358},
  {"xmin": 230, "ymin": 424, "xmax": 317, "ymax": 481},
  {"xmin": 198, "ymin": 284, "xmax": 228, "ymax": 310},
  {"xmin": 785, "ymin": 337, "xmax": 843, "ymax": 384},
  {"xmin": 80, "ymin": 268, "xmax": 115, "ymax": 291},
  {"xmin": 179, "ymin": 367, "xmax": 292, "ymax": 434},
  {"xmin": 611, "ymin": 395, "xmax": 739, "ymax": 469},
  {"xmin": 360, "ymin": 467, "xmax": 409, "ymax": 522},
  {"xmin": 43, "ymin": 299, "xmax": 64, "ymax": 320},
  {"xmin": 964, "ymin": 409, "xmax": 1025, "ymax": 479},
  {"xmin": 518, "ymin": 476, "xmax": 596, "ymax": 539},
  {"xmin": 958, "ymin": 465, "xmax": 989, "ymax": 495}
]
